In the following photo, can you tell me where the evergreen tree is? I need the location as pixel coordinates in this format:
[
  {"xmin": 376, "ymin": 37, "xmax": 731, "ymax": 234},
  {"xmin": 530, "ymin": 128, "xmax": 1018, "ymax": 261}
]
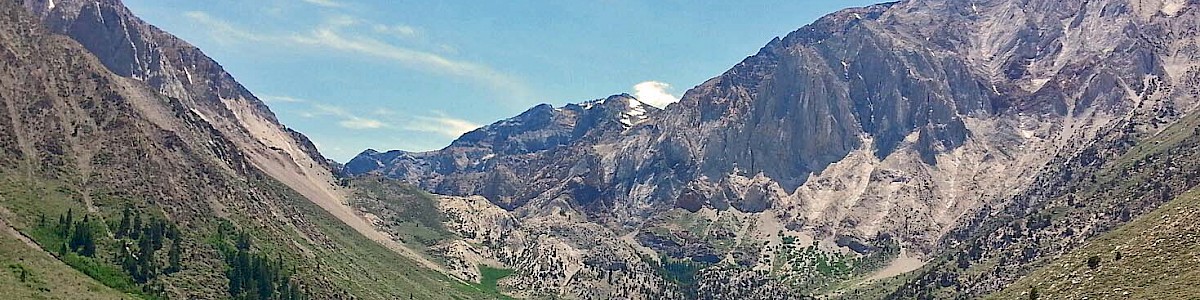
[
  {"xmin": 236, "ymin": 231, "xmax": 251, "ymax": 251},
  {"xmin": 57, "ymin": 212, "xmax": 69, "ymax": 237},
  {"xmin": 121, "ymin": 245, "xmax": 138, "ymax": 276},
  {"xmin": 65, "ymin": 209, "xmax": 73, "ymax": 232},
  {"xmin": 135, "ymin": 234, "xmax": 157, "ymax": 283},
  {"xmin": 148, "ymin": 219, "xmax": 165, "ymax": 251},
  {"xmin": 167, "ymin": 237, "xmax": 183, "ymax": 273},
  {"xmin": 131, "ymin": 213, "xmax": 143, "ymax": 240},
  {"xmin": 69, "ymin": 216, "xmax": 95, "ymax": 257},
  {"xmin": 117, "ymin": 206, "xmax": 132, "ymax": 238},
  {"xmin": 81, "ymin": 224, "xmax": 96, "ymax": 257}
]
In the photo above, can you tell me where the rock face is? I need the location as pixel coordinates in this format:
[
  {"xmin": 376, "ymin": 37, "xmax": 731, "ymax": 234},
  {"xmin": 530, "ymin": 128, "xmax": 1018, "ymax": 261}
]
[
  {"xmin": 1, "ymin": 1, "xmax": 499, "ymax": 298},
  {"xmin": 347, "ymin": 94, "xmax": 662, "ymax": 209},
  {"xmin": 348, "ymin": 0, "xmax": 1200, "ymax": 298},
  {"xmin": 21, "ymin": 0, "xmax": 344, "ymax": 214}
]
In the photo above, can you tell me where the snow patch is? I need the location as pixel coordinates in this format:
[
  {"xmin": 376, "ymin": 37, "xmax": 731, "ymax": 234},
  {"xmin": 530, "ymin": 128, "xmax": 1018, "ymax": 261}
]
[
  {"xmin": 48, "ymin": 0, "xmax": 55, "ymax": 10},
  {"xmin": 619, "ymin": 98, "xmax": 650, "ymax": 127}
]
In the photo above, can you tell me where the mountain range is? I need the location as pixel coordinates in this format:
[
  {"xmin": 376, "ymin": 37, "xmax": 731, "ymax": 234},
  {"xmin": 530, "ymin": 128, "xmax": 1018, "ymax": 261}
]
[{"xmin": 1, "ymin": 0, "xmax": 1198, "ymax": 299}]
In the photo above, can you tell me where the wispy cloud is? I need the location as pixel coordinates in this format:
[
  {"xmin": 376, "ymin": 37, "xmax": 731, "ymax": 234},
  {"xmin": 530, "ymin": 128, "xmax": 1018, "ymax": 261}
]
[
  {"xmin": 261, "ymin": 95, "xmax": 308, "ymax": 103},
  {"xmin": 633, "ymin": 81, "xmax": 680, "ymax": 109},
  {"xmin": 183, "ymin": 11, "xmax": 529, "ymax": 101},
  {"xmin": 373, "ymin": 24, "xmax": 420, "ymax": 39},
  {"xmin": 304, "ymin": 103, "xmax": 392, "ymax": 130},
  {"xmin": 402, "ymin": 112, "xmax": 481, "ymax": 138},
  {"xmin": 300, "ymin": 0, "xmax": 342, "ymax": 8},
  {"xmin": 183, "ymin": 11, "xmax": 268, "ymax": 43},
  {"xmin": 277, "ymin": 95, "xmax": 477, "ymax": 135},
  {"xmin": 340, "ymin": 118, "xmax": 387, "ymax": 129}
]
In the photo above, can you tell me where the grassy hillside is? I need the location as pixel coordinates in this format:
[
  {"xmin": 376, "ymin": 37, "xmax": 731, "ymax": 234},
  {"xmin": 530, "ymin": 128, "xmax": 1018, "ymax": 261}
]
[
  {"xmin": 886, "ymin": 108, "xmax": 1200, "ymax": 298},
  {"xmin": 0, "ymin": 215, "xmax": 131, "ymax": 300},
  {"xmin": 0, "ymin": 1, "xmax": 497, "ymax": 298},
  {"xmin": 989, "ymin": 187, "xmax": 1200, "ymax": 299}
]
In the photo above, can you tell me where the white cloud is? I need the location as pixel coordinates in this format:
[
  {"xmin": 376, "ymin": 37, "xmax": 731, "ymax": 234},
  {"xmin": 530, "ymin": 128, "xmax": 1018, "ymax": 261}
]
[
  {"xmin": 300, "ymin": 0, "xmax": 342, "ymax": 8},
  {"xmin": 261, "ymin": 95, "xmax": 307, "ymax": 103},
  {"xmin": 284, "ymin": 98, "xmax": 475, "ymax": 135},
  {"xmin": 633, "ymin": 81, "xmax": 680, "ymax": 109},
  {"xmin": 402, "ymin": 112, "xmax": 481, "ymax": 138},
  {"xmin": 183, "ymin": 12, "xmax": 268, "ymax": 43},
  {"xmin": 373, "ymin": 24, "xmax": 420, "ymax": 39},
  {"xmin": 339, "ymin": 118, "xmax": 387, "ymax": 129},
  {"xmin": 182, "ymin": 12, "xmax": 529, "ymax": 101},
  {"xmin": 302, "ymin": 103, "xmax": 391, "ymax": 130}
]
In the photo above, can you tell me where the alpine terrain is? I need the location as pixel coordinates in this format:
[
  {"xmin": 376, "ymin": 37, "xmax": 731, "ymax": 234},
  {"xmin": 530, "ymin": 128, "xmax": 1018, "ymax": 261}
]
[{"xmin": 1, "ymin": 0, "xmax": 1199, "ymax": 299}]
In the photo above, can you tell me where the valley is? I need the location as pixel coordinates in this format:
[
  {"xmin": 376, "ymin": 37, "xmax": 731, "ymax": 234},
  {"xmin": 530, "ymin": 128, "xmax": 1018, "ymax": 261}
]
[{"xmin": 1, "ymin": 0, "xmax": 1199, "ymax": 299}]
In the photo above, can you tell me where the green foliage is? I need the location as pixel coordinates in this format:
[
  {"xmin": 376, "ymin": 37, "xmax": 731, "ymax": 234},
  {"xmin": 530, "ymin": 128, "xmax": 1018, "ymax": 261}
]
[
  {"xmin": 643, "ymin": 255, "xmax": 709, "ymax": 297},
  {"xmin": 60, "ymin": 251, "xmax": 143, "ymax": 296},
  {"xmin": 166, "ymin": 237, "xmax": 182, "ymax": 274},
  {"xmin": 1086, "ymin": 255, "xmax": 1101, "ymax": 270},
  {"xmin": 215, "ymin": 220, "xmax": 305, "ymax": 300},
  {"xmin": 68, "ymin": 215, "xmax": 97, "ymax": 257},
  {"xmin": 25, "ymin": 205, "xmax": 182, "ymax": 298},
  {"xmin": 476, "ymin": 265, "xmax": 515, "ymax": 299}
]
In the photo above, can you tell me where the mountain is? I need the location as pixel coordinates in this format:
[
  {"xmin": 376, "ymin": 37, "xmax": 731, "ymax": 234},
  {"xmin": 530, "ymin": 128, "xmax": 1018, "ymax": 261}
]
[
  {"xmin": 346, "ymin": 94, "xmax": 662, "ymax": 208},
  {"xmin": 0, "ymin": 0, "xmax": 504, "ymax": 298},
  {"xmin": 348, "ymin": 0, "xmax": 1200, "ymax": 298}
]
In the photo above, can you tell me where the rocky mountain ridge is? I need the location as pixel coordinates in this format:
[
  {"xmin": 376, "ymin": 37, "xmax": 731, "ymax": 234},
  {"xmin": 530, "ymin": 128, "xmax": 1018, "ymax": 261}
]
[
  {"xmin": 348, "ymin": 0, "xmax": 1200, "ymax": 298},
  {"xmin": 0, "ymin": 0, "xmax": 501, "ymax": 298}
]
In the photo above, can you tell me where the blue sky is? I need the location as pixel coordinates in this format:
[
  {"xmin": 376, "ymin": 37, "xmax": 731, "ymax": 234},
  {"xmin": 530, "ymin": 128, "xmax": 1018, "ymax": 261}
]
[{"xmin": 123, "ymin": 0, "xmax": 880, "ymax": 162}]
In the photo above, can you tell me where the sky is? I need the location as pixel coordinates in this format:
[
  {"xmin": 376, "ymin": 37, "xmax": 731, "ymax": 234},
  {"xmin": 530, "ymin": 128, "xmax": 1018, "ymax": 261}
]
[{"xmin": 123, "ymin": 0, "xmax": 880, "ymax": 162}]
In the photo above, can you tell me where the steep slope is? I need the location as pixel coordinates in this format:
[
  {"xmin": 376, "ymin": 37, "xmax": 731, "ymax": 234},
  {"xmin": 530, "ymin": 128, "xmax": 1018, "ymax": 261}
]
[
  {"xmin": 989, "ymin": 187, "xmax": 1200, "ymax": 299},
  {"xmin": 0, "ymin": 214, "xmax": 130, "ymax": 299},
  {"xmin": 347, "ymin": 94, "xmax": 661, "ymax": 208},
  {"xmin": 0, "ymin": 0, "xmax": 496, "ymax": 298},
  {"xmin": 21, "ymin": 0, "xmax": 450, "ymax": 276},
  {"xmin": 348, "ymin": 0, "xmax": 1200, "ymax": 298},
  {"xmin": 885, "ymin": 93, "xmax": 1200, "ymax": 298}
]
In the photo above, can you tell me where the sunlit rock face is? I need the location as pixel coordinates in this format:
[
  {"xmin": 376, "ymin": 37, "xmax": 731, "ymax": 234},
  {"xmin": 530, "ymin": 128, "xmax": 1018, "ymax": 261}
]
[{"xmin": 347, "ymin": 0, "xmax": 1200, "ymax": 297}]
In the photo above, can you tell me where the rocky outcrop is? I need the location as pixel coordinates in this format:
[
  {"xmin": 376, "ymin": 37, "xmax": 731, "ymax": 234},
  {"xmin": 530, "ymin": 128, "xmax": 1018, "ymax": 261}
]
[
  {"xmin": 21, "ymin": 0, "xmax": 342, "ymax": 212},
  {"xmin": 347, "ymin": 94, "xmax": 662, "ymax": 209},
  {"xmin": 349, "ymin": 0, "xmax": 1200, "ymax": 297}
]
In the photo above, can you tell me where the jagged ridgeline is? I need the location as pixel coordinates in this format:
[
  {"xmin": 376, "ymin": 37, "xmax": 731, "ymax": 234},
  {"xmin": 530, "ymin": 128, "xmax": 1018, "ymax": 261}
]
[
  {"xmin": 2, "ymin": 0, "xmax": 1199, "ymax": 299},
  {"xmin": 0, "ymin": 0, "xmax": 502, "ymax": 299},
  {"xmin": 345, "ymin": 0, "xmax": 1200, "ymax": 299}
]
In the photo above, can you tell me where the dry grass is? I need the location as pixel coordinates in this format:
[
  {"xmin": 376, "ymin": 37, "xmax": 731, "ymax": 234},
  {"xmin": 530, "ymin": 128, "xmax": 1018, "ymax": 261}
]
[{"xmin": 989, "ymin": 188, "xmax": 1200, "ymax": 299}]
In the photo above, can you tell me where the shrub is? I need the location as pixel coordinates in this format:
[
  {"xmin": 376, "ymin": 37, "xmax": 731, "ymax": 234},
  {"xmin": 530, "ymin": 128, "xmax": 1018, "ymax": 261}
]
[{"xmin": 1086, "ymin": 255, "xmax": 1101, "ymax": 269}]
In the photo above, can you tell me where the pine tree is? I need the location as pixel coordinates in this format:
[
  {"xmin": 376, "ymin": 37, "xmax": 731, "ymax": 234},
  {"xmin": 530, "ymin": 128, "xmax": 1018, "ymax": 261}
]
[
  {"xmin": 236, "ymin": 231, "xmax": 251, "ymax": 251},
  {"xmin": 148, "ymin": 219, "xmax": 165, "ymax": 251},
  {"xmin": 131, "ymin": 213, "xmax": 143, "ymax": 240},
  {"xmin": 57, "ymin": 213, "xmax": 69, "ymax": 237},
  {"xmin": 136, "ymin": 234, "xmax": 157, "ymax": 283},
  {"xmin": 167, "ymin": 237, "xmax": 182, "ymax": 273},
  {"xmin": 65, "ymin": 209, "xmax": 73, "ymax": 231},
  {"xmin": 117, "ymin": 206, "xmax": 132, "ymax": 238},
  {"xmin": 80, "ymin": 221, "xmax": 96, "ymax": 257},
  {"xmin": 70, "ymin": 216, "xmax": 94, "ymax": 256},
  {"xmin": 121, "ymin": 246, "xmax": 138, "ymax": 276}
]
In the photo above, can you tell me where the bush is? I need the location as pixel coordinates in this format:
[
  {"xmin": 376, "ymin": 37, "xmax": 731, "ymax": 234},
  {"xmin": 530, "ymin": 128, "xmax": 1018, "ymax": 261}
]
[{"xmin": 1086, "ymin": 255, "xmax": 1101, "ymax": 269}]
